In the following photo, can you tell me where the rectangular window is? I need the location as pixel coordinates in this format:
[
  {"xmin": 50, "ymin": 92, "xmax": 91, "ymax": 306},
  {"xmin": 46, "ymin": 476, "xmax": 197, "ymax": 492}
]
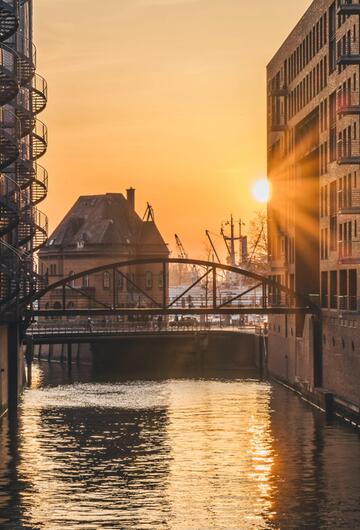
[
  {"xmin": 330, "ymin": 270, "xmax": 337, "ymax": 309},
  {"xmin": 330, "ymin": 127, "xmax": 337, "ymax": 162},
  {"xmin": 349, "ymin": 269, "xmax": 357, "ymax": 311},
  {"xmin": 321, "ymin": 271, "xmax": 328, "ymax": 308},
  {"xmin": 330, "ymin": 215, "xmax": 337, "ymax": 252},
  {"xmin": 145, "ymin": 271, "xmax": 153, "ymax": 290},
  {"xmin": 103, "ymin": 271, "xmax": 110, "ymax": 290},
  {"xmin": 339, "ymin": 269, "xmax": 348, "ymax": 310}
]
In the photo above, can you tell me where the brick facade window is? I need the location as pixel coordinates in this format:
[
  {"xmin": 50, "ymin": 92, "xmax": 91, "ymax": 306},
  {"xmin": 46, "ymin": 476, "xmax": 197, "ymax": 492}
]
[
  {"xmin": 145, "ymin": 271, "xmax": 153, "ymax": 290},
  {"xmin": 103, "ymin": 271, "xmax": 110, "ymax": 290}
]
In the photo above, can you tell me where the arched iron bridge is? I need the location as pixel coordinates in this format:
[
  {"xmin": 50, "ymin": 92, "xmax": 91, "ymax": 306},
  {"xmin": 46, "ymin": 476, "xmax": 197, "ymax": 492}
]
[{"xmin": 23, "ymin": 258, "xmax": 319, "ymax": 319}]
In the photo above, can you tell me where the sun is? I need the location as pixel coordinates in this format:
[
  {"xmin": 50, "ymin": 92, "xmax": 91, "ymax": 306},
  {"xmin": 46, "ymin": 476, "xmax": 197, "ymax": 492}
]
[{"xmin": 251, "ymin": 178, "xmax": 270, "ymax": 204}]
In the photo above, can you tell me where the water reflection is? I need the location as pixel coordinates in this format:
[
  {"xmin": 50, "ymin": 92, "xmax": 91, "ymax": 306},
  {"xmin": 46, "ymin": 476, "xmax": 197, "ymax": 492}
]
[
  {"xmin": 268, "ymin": 386, "xmax": 360, "ymax": 530},
  {"xmin": 0, "ymin": 363, "xmax": 360, "ymax": 529},
  {"xmin": 165, "ymin": 381, "xmax": 274, "ymax": 529}
]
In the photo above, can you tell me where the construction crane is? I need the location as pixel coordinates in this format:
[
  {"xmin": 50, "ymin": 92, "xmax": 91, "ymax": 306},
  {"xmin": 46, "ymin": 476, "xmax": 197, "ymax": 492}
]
[
  {"xmin": 205, "ymin": 230, "xmax": 221, "ymax": 264},
  {"xmin": 143, "ymin": 203, "xmax": 155, "ymax": 222},
  {"xmin": 175, "ymin": 234, "xmax": 188, "ymax": 260}
]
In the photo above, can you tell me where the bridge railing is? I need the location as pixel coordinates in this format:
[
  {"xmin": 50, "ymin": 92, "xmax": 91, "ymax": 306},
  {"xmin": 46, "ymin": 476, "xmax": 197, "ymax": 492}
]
[{"xmin": 27, "ymin": 318, "xmax": 262, "ymax": 337}]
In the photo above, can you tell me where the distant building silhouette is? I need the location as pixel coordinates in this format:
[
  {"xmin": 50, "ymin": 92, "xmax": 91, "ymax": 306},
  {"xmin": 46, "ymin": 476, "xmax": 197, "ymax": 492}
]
[{"xmin": 39, "ymin": 189, "xmax": 169, "ymax": 310}]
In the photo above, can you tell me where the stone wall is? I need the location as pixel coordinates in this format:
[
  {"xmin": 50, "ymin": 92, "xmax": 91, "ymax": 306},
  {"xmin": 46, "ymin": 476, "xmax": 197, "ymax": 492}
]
[
  {"xmin": 34, "ymin": 331, "xmax": 265, "ymax": 379},
  {"xmin": 268, "ymin": 314, "xmax": 315, "ymax": 391},
  {"xmin": 322, "ymin": 314, "xmax": 360, "ymax": 408}
]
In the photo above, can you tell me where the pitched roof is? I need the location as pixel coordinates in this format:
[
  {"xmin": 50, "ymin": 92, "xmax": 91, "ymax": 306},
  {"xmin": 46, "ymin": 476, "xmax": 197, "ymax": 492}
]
[{"xmin": 41, "ymin": 193, "xmax": 168, "ymax": 254}]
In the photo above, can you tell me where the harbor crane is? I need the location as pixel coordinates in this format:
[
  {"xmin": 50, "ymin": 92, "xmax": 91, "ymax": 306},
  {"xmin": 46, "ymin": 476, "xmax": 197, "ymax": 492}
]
[
  {"xmin": 221, "ymin": 215, "xmax": 247, "ymax": 267},
  {"xmin": 175, "ymin": 234, "xmax": 188, "ymax": 260}
]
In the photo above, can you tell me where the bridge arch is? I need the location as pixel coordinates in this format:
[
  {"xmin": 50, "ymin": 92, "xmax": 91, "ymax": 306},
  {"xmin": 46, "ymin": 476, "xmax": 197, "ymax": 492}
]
[{"xmin": 24, "ymin": 258, "xmax": 318, "ymax": 317}]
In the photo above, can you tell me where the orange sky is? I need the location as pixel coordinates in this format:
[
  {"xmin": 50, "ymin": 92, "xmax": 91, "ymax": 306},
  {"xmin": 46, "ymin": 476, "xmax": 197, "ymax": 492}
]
[{"xmin": 34, "ymin": 0, "xmax": 312, "ymax": 258}]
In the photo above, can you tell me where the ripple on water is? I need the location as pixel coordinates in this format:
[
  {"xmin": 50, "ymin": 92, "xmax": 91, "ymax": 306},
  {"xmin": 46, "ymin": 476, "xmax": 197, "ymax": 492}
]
[{"xmin": 0, "ymin": 373, "xmax": 360, "ymax": 530}]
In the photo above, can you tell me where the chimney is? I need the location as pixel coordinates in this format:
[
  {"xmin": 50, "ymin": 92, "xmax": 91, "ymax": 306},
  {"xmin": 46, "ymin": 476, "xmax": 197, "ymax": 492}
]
[{"xmin": 126, "ymin": 187, "xmax": 135, "ymax": 210}]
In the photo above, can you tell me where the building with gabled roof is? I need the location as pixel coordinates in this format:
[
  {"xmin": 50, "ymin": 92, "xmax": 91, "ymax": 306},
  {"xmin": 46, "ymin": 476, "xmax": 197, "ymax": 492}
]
[{"xmin": 39, "ymin": 188, "xmax": 169, "ymax": 310}]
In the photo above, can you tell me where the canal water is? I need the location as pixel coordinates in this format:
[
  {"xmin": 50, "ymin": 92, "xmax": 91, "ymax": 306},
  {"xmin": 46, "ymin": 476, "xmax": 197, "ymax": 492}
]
[{"xmin": 1, "ymin": 364, "xmax": 360, "ymax": 530}]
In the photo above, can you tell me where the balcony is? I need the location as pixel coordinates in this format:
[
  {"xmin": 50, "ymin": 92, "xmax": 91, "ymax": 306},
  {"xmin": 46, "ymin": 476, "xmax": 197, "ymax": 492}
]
[
  {"xmin": 337, "ymin": 41, "xmax": 360, "ymax": 66},
  {"xmin": 337, "ymin": 89, "xmax": 360, "ymax": 115},
  {"xmin": 338, "ymin": 206, "xmax": 360, "ymax": 214},
  {"xmin": 337, "ymin": 140, "xmax": 360, "ymax": 164},
  {"xmin": 338, "ymin": 0, "xmax": 360, "ymax": 16},
  {"xmin": 271, "ymin": 113, "xmax": 287, "ymax": 132},
  {"xmin": 270, "ymin": 85, "xmax": 288, "ymax": 97},
  {"xmin": 338, "ymin": 296, "xmax": 358, "ymax": 312}
]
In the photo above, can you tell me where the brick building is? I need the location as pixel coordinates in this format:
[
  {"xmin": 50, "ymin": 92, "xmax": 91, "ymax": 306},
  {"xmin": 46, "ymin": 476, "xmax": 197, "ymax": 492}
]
[
  {"xmin": 39, "ymin": 189, "xmax": 169, "ymax": 310},
  {"xmin": 267, "ymin": 0, "xmax": 360, "ymax": 411}
]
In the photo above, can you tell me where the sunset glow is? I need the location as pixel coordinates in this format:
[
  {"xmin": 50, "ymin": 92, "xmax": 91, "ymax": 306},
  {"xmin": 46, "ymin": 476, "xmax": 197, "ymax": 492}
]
[{"xmin": 34, "ymin": 0, "xmax": 312, "ymax": 255}]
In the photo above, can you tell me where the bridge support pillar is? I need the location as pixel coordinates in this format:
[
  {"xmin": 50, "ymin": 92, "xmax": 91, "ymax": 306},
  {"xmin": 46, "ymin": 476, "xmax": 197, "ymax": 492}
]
[
  {"xmin": 24, "ymin": 337, "xmax": 33, "ymax": 388},
  {"xmin": 8, "ymin": 321, "xmax": 20, "ymax": 411},
  {"xmin": 67, "ymin": 343, "xmax": 72, "ymax": 368}
]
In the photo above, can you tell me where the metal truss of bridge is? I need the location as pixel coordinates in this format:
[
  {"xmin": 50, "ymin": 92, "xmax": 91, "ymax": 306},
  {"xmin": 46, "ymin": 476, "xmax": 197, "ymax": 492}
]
[{"xmin": 23, "ymin": 258, "xmax": 318, "ymax": 320}]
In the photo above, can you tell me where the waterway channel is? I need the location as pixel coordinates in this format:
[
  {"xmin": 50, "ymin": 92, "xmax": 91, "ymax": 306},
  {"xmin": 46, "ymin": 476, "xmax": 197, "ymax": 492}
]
[{"xmin": 1, "ymin": 362, "xmax": 360, "ymax": 529}]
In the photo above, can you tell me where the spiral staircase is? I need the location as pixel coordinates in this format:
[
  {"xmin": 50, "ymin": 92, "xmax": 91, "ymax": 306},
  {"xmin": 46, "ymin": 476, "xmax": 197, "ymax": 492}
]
[{"xmin": 0, "ymin": 0, "xmax": 48, "ymax": 316}]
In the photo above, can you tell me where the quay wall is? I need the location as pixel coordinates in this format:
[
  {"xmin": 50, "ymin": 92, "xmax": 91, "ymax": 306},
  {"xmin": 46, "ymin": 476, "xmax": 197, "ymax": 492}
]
[
  {"xmin": 34, "ymin": 331, "xmax": 266, "ymax": 378},
  {"xmin": 268, "ymin": 314, "xmax": 360, "ymax": 423}
]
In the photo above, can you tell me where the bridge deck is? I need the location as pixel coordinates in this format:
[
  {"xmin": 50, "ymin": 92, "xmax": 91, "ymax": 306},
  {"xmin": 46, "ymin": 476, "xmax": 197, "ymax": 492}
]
[
  {"xmin": 27, "ymin": 324, "xmax": 265, "ymax": 344},
  {"xmin": 29, "ymin": 306, "xmax": 312, "ymax": 318}
]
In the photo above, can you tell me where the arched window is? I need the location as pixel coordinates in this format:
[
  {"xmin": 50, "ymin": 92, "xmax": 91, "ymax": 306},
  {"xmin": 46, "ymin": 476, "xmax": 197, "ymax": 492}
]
[
  {"xmin": 145, "ymin": 271, "xmax": 153, "ymax": 290},
  {"xmin": 82, "ymin": 275, "xmax": 89, "ymax": 288},
  {"xmin": 103, "ymin": 271, "xmax": 110, "ymax": 289},
  {"xmin": 158, "ymin": 272, "xmax": 164, "ymax": 290}
]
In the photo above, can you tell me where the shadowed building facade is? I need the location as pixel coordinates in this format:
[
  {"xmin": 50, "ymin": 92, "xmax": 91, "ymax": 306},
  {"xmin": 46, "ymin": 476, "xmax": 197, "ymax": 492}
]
[
  {"xmin": 0, "ymin": 1, "xmax": 48, "ymax": 413},
  {"xmin": 267, "ymin": 0, "xmax": 360, "ymax": 413},
  {"xmin": 39, "ymin": 189, "xmax": 169, "ymax": 311}
]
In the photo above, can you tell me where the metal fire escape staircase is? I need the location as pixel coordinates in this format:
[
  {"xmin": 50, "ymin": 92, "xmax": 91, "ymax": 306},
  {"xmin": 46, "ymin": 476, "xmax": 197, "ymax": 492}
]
[{"xmin": 0, "ymin": 0, "xmax": 48, "ymax": 313}]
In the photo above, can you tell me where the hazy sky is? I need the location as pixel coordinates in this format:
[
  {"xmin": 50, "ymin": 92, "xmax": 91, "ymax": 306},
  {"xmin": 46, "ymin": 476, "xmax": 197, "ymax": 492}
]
[{"xmin": 35, "ymin": 0, "xmax": 312, "ymax": 257}]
